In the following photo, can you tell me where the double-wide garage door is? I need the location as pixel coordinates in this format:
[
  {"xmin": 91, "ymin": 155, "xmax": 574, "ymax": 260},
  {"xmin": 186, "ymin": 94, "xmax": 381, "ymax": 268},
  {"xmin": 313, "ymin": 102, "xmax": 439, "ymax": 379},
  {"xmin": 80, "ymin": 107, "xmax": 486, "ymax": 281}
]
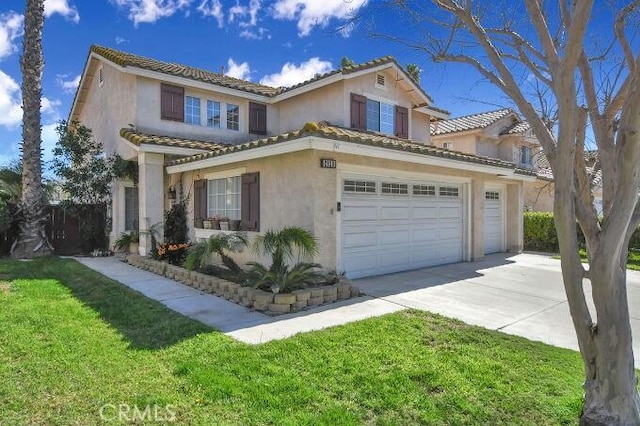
[{"xmin": 341, "ymin": 176, "xmax": 464, "ymax": 279}]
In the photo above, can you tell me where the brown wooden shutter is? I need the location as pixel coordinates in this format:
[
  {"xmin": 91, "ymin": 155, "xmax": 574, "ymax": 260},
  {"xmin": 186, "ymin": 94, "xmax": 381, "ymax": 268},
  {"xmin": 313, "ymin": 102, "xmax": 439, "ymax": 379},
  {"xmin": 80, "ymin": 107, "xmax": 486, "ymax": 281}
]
[
  {"xmin": 350, "ymin": 93, "xmax": 366, "ymax": 130},
  {"xmin": 241, "ymin": 172, "xmax": 260, "ymax": 231},
  {"xmin": 395, "ymin": 106, "xmax": 409, "ymax": 139},
  {"xmin": 249, "ymin": 102, "xmax": 267, "ymax": 135},
  {"xmin": 193, "ymin": 179, "xmax": 207, "ymax": 228},
  {"xmin": 161, "ymin": 83, "xmax": 184, "ymax": 122}
]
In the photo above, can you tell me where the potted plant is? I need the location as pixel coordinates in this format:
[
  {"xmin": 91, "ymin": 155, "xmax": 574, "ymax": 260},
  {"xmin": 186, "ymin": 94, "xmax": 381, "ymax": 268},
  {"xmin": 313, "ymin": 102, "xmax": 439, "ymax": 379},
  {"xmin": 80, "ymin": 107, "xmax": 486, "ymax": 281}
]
[
  {"xmin": 229, "ymin": 219, "xmax": 241, "ymax": 231},
  {"xmin": 211, "ymin": 215, "xmax": 223, "ymax": 230},
  {"xmin": 203, "ymin": 218, "xmax": 212, "ymax": 229},
  {"xmin": 114, "ymin": 231, "xmax": 140, "ymax": 254},
  {"xmin": 219, "ymin": 217, "xmax": 230, "ymax": 231}
]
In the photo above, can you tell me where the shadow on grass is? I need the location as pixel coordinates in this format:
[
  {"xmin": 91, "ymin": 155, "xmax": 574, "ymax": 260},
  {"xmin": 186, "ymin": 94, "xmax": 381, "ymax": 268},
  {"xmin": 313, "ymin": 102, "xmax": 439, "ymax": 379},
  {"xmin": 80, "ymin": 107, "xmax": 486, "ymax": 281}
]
[{"xmin": 0, "ymin": 256, "xmax": 212, "ymax": 350}]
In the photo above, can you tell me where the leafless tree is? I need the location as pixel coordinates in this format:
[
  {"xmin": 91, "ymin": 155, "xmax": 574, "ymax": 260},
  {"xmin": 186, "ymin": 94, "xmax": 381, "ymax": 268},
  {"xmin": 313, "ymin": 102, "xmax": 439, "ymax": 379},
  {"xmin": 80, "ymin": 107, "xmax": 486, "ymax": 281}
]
[{"xmin": 371, "ymin": 1, "xmax": 640, "ymax": 423}]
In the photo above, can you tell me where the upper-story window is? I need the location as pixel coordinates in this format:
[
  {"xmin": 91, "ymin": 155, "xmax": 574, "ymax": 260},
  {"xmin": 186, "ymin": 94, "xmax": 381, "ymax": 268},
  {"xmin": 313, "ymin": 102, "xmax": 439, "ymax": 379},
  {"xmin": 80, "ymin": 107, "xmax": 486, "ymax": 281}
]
[
  {"xmin": 366, "ymin": 99, "xmax": 395, "ymax": 135},
  {"xmin": 207, "ymin": 100, "xmax": 221, "ymax": 128},
  {"xmin": 520, "ymin": 146, "xmax": 533, "ymax": 166},
  {"xmin": 227, "ymin": 104, "xmax": 240, "ymax": 131},
  {"xmin": 443, "ymin": 141, "xmax": 453, "ymax": 150},
  {"xmin": 185, "ymin": 96, "xmax": 201, "ymax": 125},
  {"xmin": 351, "ymin": 93, "xmax": 409, "ymax": 139}
]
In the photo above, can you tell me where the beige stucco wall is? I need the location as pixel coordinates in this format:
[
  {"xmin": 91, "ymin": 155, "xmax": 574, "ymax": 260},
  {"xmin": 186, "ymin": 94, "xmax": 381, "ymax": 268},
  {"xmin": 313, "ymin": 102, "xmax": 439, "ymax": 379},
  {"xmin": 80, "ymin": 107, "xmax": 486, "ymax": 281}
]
[
  {"xmin": 76, "ymin": 59, "xmax": 137, "ymax": 159},
  {"xmin": 136, "ymin": 77, "xmax": 273, "ymax": 144},
  {"xmin": 276, "ymin": 81, "xmax": 346, "ymax": 132},
  {"xmin": 524, "ymin": 179, "xmax": 554, "ymax": 212},
  {"xmin": 431, "ymin": 133, "xmax": 478, "ymax": 154},
  {"xmin": 179, "ymin": 148, "xmax": 524, "ymax": 272}
]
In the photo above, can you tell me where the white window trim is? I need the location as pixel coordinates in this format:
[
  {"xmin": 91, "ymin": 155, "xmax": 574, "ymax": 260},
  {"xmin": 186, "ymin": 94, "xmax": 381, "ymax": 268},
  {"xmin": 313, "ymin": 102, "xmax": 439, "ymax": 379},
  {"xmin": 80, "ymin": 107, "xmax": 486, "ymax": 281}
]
[{"xmin": 202, "ymin": 167, "xmax": 246, "ymax": 181}]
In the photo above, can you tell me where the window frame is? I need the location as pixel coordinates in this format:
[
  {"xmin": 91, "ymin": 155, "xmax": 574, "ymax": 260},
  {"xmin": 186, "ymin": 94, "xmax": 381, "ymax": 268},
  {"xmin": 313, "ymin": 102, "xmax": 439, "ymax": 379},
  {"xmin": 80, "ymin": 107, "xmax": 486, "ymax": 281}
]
[
  {"xmin": 520, "ymin": 146, "xmax": 533, "ymax": 166},
  {"xmin": 123, "ymin": 185, "xmax": 139, "ymax": 232},
  {"xmin": 364, "ymin": 96, "xmax": 396, "ymax": 136},
  {"xmin": 206, "ymin": 100, "xmax": 221, "ymax": 128},
  {"xmin": 226, "ymin": 103, "xmax": 240, "ymax": 131},
  {"xmin": 343, "ymin": 180, "xmax": 377, "ymax": 194},
  {"xmin": 207, "ymin": 176, "xmax": 242, "ymax": 220},
  {"xmin": 185, "ymin": 95, "xmax": 201, "ymax": 125}
]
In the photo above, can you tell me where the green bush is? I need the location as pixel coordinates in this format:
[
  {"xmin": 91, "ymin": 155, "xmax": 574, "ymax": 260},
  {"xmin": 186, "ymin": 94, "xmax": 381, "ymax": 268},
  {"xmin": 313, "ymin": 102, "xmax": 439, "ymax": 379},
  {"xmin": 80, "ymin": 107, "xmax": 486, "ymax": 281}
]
[{"xmin": 524, "ymin": 212, "xmax": 640, "ymax": 253}]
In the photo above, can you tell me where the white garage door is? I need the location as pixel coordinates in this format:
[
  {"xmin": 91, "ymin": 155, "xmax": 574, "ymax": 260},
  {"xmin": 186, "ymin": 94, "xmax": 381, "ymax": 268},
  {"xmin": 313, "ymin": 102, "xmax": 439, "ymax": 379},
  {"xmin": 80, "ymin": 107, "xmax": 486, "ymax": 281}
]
[
  {"xmin": 341, "ymin": 177, "xmax": 465, "ymax": 279},
  {"xmin": 484, "ymin": 189, "xmax": 504, "ymax": 254}
]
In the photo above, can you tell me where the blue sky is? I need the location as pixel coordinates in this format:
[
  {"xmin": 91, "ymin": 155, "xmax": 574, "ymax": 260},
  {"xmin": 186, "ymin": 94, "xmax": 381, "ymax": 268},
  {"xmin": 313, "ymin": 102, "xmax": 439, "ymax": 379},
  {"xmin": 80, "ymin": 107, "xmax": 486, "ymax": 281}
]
[{"xmin": 0, "ymin": 0, "xmax": 511, "ymax": 171}]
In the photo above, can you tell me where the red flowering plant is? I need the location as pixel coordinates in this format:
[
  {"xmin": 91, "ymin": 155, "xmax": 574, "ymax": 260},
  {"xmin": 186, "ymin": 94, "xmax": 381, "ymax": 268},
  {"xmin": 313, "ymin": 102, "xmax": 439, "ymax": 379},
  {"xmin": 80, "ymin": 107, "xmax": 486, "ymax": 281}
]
[{"xmin": 156, "ymin": 242, "xmax": 190, "ymax": 266}]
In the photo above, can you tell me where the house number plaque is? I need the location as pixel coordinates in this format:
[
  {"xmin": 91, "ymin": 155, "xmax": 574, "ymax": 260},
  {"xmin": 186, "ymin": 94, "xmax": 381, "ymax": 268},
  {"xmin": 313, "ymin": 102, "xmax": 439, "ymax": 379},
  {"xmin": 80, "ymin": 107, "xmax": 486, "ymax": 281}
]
[{"xmin": 320, "ymin": 158, "xmax": 337, "ymax": 169}]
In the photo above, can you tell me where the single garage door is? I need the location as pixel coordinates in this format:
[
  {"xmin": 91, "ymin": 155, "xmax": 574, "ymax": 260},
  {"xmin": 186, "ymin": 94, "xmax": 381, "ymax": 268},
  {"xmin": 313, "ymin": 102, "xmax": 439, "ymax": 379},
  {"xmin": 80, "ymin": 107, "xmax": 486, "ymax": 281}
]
[
  {"xmin": 484, "ymin": 189, "xmax": 504, "ymax": 254},
  {"xmin": 341, "ymin": 177, "xmax": 464, "ymax": 279}
]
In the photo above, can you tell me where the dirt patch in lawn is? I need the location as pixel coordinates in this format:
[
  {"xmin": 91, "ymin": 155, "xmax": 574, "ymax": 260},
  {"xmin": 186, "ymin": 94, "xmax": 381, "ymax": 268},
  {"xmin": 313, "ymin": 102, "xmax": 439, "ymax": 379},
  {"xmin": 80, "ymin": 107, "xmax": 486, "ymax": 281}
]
[{"xmin": 0, "ymin": 282, "xmax": 11, "ymax": 294}]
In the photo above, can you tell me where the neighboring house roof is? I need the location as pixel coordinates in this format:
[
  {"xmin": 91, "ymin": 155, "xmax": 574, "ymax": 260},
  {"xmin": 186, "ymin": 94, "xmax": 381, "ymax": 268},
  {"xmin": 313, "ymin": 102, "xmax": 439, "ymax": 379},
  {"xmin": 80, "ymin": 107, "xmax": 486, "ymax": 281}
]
[
  {"xmin": 535, "ymin": 150, "xmax": 601, "ymax": 186},
  {"xmin": 502, "ymin": 121, "xmax": 531, "ymax": 135},
  {"xmin": 430, "ymin": 108, "xmax": 513, "ymax": 136},
  {"xmin": 168, "ymin": 121, "xmax": 533, "ymax": 175},
  {"xmin": 120, "ymin": 128, "xmax": 228, "ymax": 151},
  {"xmin": 89, "ymin": 45, "xmax": 439, "ymax": 104}
]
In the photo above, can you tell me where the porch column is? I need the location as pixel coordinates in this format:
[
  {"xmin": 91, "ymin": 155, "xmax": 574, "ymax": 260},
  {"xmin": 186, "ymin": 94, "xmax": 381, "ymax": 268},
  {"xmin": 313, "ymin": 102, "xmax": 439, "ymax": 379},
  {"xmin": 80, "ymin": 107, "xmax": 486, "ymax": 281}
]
[
  {"xmin": 506, "ymin": 182, "xmax": 524, "ymax": 252},
  {"xmin": 470, "ymin": 178, "xmax": 485, "ymax": 261},
  {"xmin": 138, "ymin": 152, "xmax": 165, "ymax": 256}
]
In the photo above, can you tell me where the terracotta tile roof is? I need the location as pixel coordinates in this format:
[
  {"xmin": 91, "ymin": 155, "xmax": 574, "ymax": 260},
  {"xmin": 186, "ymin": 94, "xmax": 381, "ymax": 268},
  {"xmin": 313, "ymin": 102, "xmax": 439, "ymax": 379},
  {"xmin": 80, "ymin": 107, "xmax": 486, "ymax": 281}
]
[
  {"xmin": 502, "ymin": 121, "xmax": 531, "ymax": 134},
  {"xmin": 169, "ymin": 121, "xmax": 521, "ymax": 172},
  {"xmin": 535, "ymin": 150, "xmax": 601, "ymax": 186},
  {"xmin": 120, "ymin": 128, "xmax": 228, "ymax": 151},
  {"xmin": 90, "ymin": 46, "xmax": 441, "ymax": 107},
  {"xmin": 430, "ymin": 108, "xmax": 513, "ymax": 136},
  {"xmin": 92, "ymin": 45, "xmax": 280, "ymax": 97}
]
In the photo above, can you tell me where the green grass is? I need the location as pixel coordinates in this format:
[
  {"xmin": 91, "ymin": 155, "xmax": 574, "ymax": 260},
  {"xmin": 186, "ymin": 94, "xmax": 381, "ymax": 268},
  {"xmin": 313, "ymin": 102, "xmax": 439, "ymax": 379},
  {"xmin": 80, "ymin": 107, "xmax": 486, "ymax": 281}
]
[
  {"xmin": 0, "ymin": 257, "xmax": 585, "ymax": 424},
  {"xmin": 569, "ymin": 249, "xmax": 640, "ymax": 271}
]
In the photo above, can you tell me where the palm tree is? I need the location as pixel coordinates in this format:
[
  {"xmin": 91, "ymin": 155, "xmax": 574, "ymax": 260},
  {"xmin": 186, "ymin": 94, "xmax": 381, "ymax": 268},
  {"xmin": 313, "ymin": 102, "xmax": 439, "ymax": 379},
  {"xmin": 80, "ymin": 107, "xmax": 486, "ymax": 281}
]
[
  {"xmin": 12, "ymin": 0, "xmax": 52, "ymax": 258},
  {"xmin": 185, "ymin": 233, "xmax": 247, "ymax": 272},
  {"xmin": 405, "ymin": 64, "xmax": 421, "ymax": 83},
  {"xmin": 253, "ymin": 227, "xmax": 319, "ymax": 274}
]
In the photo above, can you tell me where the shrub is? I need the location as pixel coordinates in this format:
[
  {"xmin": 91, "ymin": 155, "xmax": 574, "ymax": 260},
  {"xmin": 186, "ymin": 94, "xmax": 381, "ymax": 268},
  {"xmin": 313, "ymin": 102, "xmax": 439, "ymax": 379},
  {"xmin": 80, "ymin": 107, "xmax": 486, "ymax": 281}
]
[
  {"xmin": 156, "ymin": 242, "xmax": 190, "ymax": 266},
  {"xmin": 246, "ymin": 262, "xmax": 324, "ymax": 294},
  {"xmin": 164, "ymin": 199, "xmax": 188, "ymax": 244},
  {"xmin": 524, "ymin": 211, "xmax": 640, "ymax": 253}
]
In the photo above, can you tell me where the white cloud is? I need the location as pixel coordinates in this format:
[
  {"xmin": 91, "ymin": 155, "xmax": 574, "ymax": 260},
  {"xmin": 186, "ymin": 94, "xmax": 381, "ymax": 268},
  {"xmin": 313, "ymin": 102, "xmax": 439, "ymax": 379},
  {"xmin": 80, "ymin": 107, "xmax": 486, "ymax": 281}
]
[
  {"xmin": 225, "ymin": 58, "xmax": 251, "ymax": 80},
  {"xmin": 0, "ymin": 70, "xmax": 61, "ymax": 128},
  {"xmin": 56, "ymin": 74, "xmax": 81, "ymax": 94},
  {"xmin": 115, "ymin": 36, "xmax": 129, "ymax": 44},
  {"xmin": 197, "ymin": 0, "xmax": 224, "ymax": 27},
  {"xmin": 44, "ymin": 0, "xmax": 80, "ymax": 23},
  {"xmin": 239, "ymin": 27, "xmax": 269, "ymax": 40},
  {"xmin": 110, "ymin": 0, "xmax": 193, "ymax": 26},
  {"xmin": 259, "ymin": 57, "xmax": 333, "ymax": 87},
  {"xmin": 229, "ymin": 0, "xmax": 260, "ymax": 26},
  {"xmin": 0, "ymin": 12, "xmax": 23, "ymax": 61},
  {"xmin": 271, "ymin": 0, "xmax": 368, "ymax": 37}
]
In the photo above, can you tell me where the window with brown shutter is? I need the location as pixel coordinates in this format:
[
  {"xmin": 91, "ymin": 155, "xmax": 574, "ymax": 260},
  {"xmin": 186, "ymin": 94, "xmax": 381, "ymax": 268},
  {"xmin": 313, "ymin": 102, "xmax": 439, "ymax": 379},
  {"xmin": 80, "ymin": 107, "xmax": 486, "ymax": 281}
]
[
  {"xmin": 249, "ymin": 102, "xmax": 267, "ymax": 135},
  {"xmin": 161, "ymin": 83, "xmax": 185, "ymax": 122},
  {"xmin": 193, "ymin": 179, "xmax": 207, "ymax": 228},
  {"xmin": 241, "ymin": 172, "xmax": 260, "ymax": 232},
  {"xmin": 395, "ymin": 106, "xmax": 409, "ymax": 139},
  {"xmin": 350, "ymin": 93, "xmax": 366, "ymax": 130}
]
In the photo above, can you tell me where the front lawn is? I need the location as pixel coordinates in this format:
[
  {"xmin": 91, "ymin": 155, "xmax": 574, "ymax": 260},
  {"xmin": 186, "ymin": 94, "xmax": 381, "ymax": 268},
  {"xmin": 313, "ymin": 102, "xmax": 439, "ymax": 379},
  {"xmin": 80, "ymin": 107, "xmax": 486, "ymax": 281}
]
[
  {"xmin": 0, "ymin": 257, "xmax": 585, "ymax": 424},
  {"xmin": 574, "ymin": 249, "xmax": 640, "ymax": 271}
]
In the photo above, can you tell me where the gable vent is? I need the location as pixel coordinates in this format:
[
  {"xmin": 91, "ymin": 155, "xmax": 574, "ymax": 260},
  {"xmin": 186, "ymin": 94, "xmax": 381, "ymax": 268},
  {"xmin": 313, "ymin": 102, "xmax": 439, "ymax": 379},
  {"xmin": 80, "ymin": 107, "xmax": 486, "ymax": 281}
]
[{"xmin": 376, "ymin": 73, "xmax": 385, "ymax": 86}]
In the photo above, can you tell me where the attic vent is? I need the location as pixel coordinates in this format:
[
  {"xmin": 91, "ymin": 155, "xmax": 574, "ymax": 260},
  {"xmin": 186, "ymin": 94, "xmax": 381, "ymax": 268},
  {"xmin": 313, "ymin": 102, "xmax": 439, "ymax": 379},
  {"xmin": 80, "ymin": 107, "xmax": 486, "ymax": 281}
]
[
  {"xmin": 376, "ymin": 73, "xmax": 385, "ymax": 87},
  {"xmin": 98, "ymin": 65, "xmax": 104, "ymax": 87}
]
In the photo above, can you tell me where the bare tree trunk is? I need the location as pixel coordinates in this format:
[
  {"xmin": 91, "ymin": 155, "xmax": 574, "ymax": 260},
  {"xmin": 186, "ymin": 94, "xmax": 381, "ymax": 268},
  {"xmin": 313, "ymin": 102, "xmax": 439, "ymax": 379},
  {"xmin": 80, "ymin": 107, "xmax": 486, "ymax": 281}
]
[{"xmin": 12, "ymin": 0, "xmax": 52, "ymax": 258}]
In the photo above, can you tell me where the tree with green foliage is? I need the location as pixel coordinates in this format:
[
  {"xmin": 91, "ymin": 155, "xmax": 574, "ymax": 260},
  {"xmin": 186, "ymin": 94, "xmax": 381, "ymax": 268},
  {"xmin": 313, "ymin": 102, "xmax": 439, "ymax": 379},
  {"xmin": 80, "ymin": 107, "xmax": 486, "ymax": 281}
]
[
  {"xmin": 12, "ymin": 0, "xmax": 52, "ymax": 258},
  {"xmin": 341, "ymin": 56, "xmax": 355, "ymax": 68},
  {"xmin": 52, "ymin": 120, "xmax": 122, "ymax": 252},
  {"xmin": 405, "ymin": 63, "xmax": 421, "ymax": 83}
]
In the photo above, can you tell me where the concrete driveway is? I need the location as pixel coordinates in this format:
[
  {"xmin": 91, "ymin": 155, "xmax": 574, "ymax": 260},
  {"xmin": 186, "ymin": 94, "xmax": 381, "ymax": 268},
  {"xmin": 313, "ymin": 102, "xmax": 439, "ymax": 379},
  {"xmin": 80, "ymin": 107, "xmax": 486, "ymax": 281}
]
[{"xmin": 356, "ymin": 252, "xmax": 640, "ymax": 363}]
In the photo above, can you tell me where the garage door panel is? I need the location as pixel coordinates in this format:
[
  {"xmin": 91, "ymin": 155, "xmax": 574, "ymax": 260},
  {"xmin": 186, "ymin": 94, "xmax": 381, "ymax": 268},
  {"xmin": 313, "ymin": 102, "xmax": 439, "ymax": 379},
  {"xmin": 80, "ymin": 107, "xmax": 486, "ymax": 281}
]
[
  {"xmin": 439, "ymin": 206, "xmax": 462, "ymax": 219},
  {"xmin": 343, "ymin": 205, "xmax": 378, "ymax": 221},
  {"xmin": 380, "ymin": 250, "xmax": 411, "ymax": 268},
  {"xmin": 380, "ymin": 206, "xmax": 410, "ymax": 220},
  {"xmin": 379, "ymin": 229, "xmax": 411, "ymax": 246},
  {"xmin": 343, "ymin": 230, "xmax": 378, "ymax": 249},
  {"xmin": 412, "ymin": 228, "xmax": 439, "ymax": 243},
  {"xmin": 412, "ymin": 206, "xmax": 438, "ymax": 219}
]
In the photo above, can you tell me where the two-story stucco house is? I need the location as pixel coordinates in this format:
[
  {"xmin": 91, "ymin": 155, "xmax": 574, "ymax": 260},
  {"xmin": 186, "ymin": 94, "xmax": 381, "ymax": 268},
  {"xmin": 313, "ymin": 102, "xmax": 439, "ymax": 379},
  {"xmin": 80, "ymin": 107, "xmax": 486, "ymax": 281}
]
[{"xmin": 69, "ymin": 46, "xmax": 534, "ymax": 279}]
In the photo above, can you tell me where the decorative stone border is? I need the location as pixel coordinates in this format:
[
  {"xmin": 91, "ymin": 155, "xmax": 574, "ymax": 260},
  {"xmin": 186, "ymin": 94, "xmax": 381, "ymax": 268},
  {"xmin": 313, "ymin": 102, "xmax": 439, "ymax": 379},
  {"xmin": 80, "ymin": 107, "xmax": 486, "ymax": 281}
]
[{"xmin": 126, "ymin": 255, "xmax": 360, "ymax": 315}]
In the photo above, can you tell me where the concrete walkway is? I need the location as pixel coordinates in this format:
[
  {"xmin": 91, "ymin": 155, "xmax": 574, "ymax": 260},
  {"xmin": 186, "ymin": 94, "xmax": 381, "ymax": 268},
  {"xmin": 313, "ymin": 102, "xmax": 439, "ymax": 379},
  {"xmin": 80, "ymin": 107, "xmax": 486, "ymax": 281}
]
[{"xmin": 76, "ymin": 257, "xmax": 403, "ymax": 344}]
